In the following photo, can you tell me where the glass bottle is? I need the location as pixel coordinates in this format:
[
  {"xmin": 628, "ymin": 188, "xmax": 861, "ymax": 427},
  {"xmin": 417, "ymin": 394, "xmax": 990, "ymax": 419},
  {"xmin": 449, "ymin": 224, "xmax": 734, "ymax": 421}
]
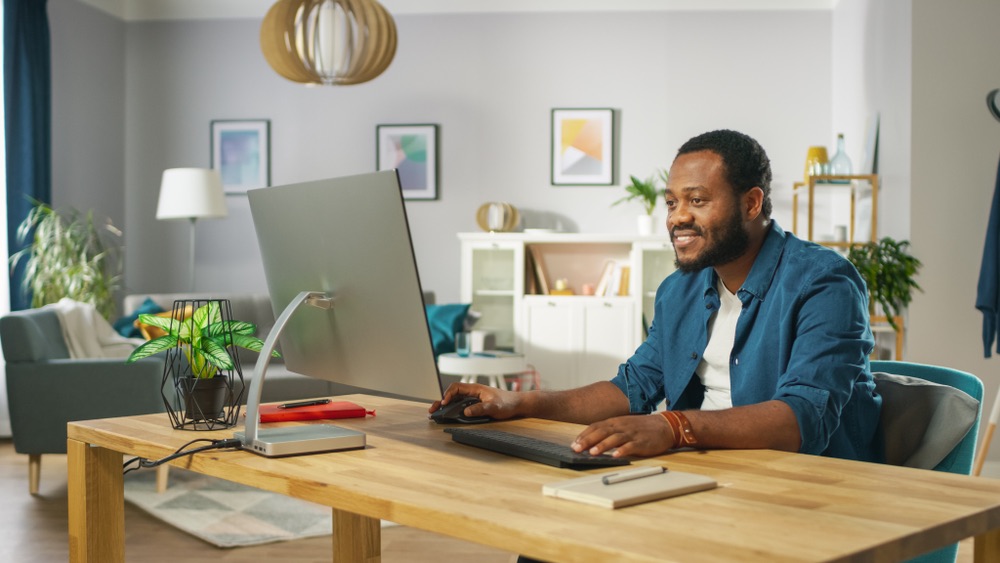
[{"xmin": 828, "ymin": 133, "xmax": 853, "ymax": 183}]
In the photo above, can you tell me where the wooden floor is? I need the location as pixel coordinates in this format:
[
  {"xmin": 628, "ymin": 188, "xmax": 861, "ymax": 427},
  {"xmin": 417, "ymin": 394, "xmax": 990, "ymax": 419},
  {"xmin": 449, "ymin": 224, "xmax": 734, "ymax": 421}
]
[{"xmin": 0, "ymin": 438, "xmax": 516, "ymax": 563}]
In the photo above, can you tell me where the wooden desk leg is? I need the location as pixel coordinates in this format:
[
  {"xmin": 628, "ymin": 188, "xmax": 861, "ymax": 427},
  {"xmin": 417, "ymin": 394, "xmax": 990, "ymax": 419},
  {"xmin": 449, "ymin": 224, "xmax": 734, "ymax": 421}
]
[
  {"xmin": 332, "ymin": 508, "xmax": 380, "ymax": 562},
  {"xmin": 67, "ymin": 439, "xmax": 124, "ymax": 563},
  {"xmin": 974, "ymin": 527, "xmax": 1000, "ymax": 563}
]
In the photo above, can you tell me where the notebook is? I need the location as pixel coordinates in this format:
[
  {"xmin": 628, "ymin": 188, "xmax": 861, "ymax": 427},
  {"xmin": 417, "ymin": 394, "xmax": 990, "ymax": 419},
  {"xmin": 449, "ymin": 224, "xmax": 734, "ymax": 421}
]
[
  {"xmin": 543, "ymin": 466, "xmax": 717, "ymax": 509},
  {"xmin": 256, "ymin": 400, "xmax": 372, "ymax": 423}
]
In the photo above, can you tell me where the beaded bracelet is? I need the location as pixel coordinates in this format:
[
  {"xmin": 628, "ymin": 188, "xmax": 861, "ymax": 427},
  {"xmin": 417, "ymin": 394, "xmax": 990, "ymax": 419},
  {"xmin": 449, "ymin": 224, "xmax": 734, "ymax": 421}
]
[{"xmin": 660, "ymin": 410, "xmax": 698, "ymax": 449}]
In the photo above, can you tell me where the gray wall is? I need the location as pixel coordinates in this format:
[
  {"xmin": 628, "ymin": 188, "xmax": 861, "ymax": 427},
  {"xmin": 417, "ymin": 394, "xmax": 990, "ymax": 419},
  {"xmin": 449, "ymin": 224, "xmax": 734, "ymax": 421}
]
[
  {"xmin": 48, "ymin": 0, "xmax": 126, "ymax": 230},
  {"xmin": 48, "ymin": 5, "xmax": 833, "ymax": 302},
  {"xmin": 909, "ymin": 1, "xmax": 1000, "ymax": 470},
  {"xmin": 55, "ymin": 0, "xmax": 1000, "ymax": 466}
]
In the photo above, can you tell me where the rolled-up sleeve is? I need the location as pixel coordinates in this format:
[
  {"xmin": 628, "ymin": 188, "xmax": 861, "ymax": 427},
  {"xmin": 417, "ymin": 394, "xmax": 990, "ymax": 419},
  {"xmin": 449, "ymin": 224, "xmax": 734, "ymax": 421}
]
[{"xmin": 773, "ymin": 260, "xmax": 873, "ymax": 455}]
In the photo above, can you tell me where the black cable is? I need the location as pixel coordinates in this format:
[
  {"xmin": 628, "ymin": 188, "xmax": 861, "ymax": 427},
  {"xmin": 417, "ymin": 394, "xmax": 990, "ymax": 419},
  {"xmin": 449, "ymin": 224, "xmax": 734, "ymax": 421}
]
[{"xmin": 123, "ymin": 438, "xmax": 243, "ymax": 476}]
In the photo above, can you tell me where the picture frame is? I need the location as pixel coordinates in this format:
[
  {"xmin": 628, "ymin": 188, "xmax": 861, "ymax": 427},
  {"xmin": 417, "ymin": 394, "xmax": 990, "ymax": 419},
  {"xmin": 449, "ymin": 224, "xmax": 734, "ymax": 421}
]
[
  {"xmin": 211, "ymin": 119, "xmax": 270, "ymax": 194},
  {"xmin": 551, "ymin": 108, "xmax": 615, "ymax": 186},
  {"xmin": 376, "ymin": 124, "xmax": 438, "ymax": 200}
]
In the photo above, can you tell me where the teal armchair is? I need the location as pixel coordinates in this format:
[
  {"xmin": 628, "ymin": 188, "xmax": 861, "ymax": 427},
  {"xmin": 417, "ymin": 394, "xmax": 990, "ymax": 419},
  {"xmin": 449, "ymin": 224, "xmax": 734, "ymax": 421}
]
[
  {"xmin": 872, "ymin": 360, "xmax": 984, "ymax": 563},
  {"xmin": 1, "ymin": 308, "xmax": 165, "ymax": 494}
]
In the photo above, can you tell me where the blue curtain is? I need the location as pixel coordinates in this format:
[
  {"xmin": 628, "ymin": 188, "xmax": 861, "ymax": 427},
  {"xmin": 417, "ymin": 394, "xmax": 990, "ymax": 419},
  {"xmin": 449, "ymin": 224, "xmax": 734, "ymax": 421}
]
[{"xmin": 4, "ymin": 0, "xmax": 51, "ymax": 311}]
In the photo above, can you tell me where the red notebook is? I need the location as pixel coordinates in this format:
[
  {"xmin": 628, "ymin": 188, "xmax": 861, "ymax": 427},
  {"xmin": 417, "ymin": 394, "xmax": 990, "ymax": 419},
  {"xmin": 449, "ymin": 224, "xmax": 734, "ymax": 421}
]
[{"xmin": 257, "ymin": 400, "xmax": 374, "ymax": 422}]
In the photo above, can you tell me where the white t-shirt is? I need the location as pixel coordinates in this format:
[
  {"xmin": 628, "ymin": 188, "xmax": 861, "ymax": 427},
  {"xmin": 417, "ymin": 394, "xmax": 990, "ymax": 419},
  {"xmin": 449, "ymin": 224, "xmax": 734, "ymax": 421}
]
[{"xmin": 696, "ymin": 280, "xmax": 742, "ymax": 410}]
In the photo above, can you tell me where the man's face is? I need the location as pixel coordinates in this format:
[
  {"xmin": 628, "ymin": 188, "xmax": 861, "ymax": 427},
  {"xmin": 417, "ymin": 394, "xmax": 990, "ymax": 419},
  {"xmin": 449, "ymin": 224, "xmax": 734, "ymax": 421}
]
[{"xmin": 665, "ymin": 151, "xmax": 750, "ymax": 273}]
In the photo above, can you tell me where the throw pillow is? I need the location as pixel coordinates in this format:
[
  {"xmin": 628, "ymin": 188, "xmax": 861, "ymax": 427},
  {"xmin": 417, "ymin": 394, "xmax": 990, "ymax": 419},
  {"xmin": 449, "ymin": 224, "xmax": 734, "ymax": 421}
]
[
  {"xmin": 112, "ymin": 297, "xmax": 165, "ymax": 338},
  {"xmin": 873, "ymin": 371, "xmax": 979, "ymax": 470},
  {"xmin": 425, "ymin": 303, "xmax": 471, "ymax": 356}
]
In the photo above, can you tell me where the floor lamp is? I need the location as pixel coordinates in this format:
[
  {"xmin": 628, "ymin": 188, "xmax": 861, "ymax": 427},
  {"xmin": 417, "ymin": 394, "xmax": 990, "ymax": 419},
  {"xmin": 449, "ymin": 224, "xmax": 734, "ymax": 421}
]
[{"xmin": 156, "ymin": 168, "xmax": 228, "ymax": 292}]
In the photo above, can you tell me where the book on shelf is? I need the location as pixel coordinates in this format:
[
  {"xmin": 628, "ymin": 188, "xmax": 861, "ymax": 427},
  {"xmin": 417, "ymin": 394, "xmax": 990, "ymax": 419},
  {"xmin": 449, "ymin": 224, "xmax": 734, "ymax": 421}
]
[
  {"xmin": 543, "ymin": 466, "xmax": 716, "ymax": 509},
  {"xmin": 602, "ymin": 261, "xmax": 631, "ymax": 297},
  {"xmin": 594, "ymin": 260, "xmax": 616, "ymax": 296},
  {"xmin": 617, "ymin": 265, "xmax": 631, "ymax": 296},
  {"xmin": 529, "ymin": 246, "xmax": 550, "ymax": 295},
  {"xmin": 525, "ymin": 251, "xmax": 538, "ymax": 295}
]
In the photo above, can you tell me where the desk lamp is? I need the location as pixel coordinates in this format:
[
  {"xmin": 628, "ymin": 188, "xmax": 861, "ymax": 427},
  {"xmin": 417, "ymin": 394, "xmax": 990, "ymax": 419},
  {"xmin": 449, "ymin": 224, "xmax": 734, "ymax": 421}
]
[{"xmin": 156, "ymin": 168, "xmax": 228, "ymax": 291}]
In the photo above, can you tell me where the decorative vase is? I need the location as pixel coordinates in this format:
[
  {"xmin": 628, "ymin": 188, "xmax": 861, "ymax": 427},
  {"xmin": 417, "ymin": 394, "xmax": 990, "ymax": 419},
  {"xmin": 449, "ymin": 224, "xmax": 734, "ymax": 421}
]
[
  {"xmin": 636, "ymin": 215, "xmax": 654, "ymax": 236},
  {"xmin": 828, "ymin": 133, "xmax": 853, "ymax": 183},
  {"xmin": 803, "ymin": 146, "xmax": 829, "ymax": 182},
  {"xmin": 160, "ymin": 298, "xmax": 245, "ymax": 431}
]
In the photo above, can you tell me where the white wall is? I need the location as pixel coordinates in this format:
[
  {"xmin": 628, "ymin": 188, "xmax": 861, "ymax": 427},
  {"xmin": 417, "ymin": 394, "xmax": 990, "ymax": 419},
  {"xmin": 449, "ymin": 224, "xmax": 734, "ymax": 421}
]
[
  {"xmin": 49, "ymin": 2, "xmax": 1000, "ymax": 468},
  {"xmin": 104, "ymin": 10, "xmax": 832, "ymax": 302},
  {"xmin": 48, "ymin": 0, "xmax": 126, "ymax": 230},
  {"xmin": 909, "ymin": 0, "xmax": 1000, "ymax": 469}
]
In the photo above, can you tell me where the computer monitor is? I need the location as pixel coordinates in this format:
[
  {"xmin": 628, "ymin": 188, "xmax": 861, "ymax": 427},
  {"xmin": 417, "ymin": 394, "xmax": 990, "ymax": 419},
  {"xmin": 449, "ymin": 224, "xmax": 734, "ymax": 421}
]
[{"xmin": 237, "ymin": 170, "xmax": 443, "ymax": 456}]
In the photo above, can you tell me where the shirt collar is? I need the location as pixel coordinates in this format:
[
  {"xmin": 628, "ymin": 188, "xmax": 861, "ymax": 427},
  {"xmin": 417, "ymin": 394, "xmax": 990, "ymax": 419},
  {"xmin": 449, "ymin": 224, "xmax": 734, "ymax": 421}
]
[{"xmin": 697, "ymin": 219, "xmax": 787, "ymax": 302}]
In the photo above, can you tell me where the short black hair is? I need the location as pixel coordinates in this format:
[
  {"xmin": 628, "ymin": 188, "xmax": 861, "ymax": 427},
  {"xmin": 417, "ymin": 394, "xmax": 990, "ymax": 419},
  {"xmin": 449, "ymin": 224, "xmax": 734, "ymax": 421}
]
[{"xmin": 676, "ymin": 129, "xmax": 772, "ymax": 218}]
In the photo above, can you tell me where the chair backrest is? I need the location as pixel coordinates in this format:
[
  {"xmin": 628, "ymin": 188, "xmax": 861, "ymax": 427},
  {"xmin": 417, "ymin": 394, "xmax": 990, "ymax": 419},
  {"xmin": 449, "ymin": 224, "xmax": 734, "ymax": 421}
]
[{"xmin": 871, "ymin": 360, "xmax": 984, "ymax": 475}]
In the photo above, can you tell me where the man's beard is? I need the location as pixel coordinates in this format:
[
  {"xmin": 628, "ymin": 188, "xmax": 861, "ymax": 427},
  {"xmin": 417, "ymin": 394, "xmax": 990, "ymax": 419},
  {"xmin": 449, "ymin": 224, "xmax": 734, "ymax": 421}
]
[{"xmin": 673, "ymin": 207, "xmax": 750, "ymax": 273}]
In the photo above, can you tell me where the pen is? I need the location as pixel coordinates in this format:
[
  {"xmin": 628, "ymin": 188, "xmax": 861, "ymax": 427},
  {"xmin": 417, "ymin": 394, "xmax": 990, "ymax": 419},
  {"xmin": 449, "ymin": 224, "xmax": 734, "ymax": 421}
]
[
  {"xmin": 277, "ymin": 399, "xmax": 331, "ymax": 409},
  {"xmin": 601, "ymin": 466, "xmax": 666, "ymax": 485}
]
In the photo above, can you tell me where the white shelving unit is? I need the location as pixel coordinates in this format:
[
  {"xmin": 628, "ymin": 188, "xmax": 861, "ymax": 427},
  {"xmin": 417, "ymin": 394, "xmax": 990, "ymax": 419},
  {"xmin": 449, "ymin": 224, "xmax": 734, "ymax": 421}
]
[{"xmin": 458, "ymin": 232, "xmax": 675, "ymax": 390}]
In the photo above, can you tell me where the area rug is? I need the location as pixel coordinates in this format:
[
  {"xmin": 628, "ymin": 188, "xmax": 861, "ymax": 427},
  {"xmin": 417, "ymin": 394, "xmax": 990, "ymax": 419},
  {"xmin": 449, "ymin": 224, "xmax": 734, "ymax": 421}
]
[{"xmin": 123, "ymin": 467, "xmax": 395, "ymax": 548}]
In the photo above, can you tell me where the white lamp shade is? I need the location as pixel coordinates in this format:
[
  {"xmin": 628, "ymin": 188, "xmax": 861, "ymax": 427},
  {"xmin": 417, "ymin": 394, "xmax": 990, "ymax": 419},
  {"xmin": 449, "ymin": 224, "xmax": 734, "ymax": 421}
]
[{"xmin": 156, "ymin": 168, "xmax": 228, "ymax": 220}]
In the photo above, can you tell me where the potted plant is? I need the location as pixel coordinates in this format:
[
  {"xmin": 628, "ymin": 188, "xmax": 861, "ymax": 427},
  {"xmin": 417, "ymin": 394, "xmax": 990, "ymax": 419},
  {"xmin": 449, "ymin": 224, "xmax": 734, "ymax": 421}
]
[
  {"xmin": 612, "ymin": 169, "xmax": 668, "ymax": 235},
  {"xmin": 9, "ymin": 201, "xmax": 123, "ymax": 319},
  {"xmin": 846, "ymin": 237, "xmax": 922, "ymax": 332},
  {"xmin": 126, "ymin": 301, "xmax": 279, "ymax": 425}
]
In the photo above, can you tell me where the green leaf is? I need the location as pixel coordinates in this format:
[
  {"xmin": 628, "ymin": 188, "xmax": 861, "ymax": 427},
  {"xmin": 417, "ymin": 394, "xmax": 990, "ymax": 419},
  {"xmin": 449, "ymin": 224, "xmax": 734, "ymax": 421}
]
[
  {"xmin": 126, "ymin": 336, "xmax": 179, "ymax": 362},
  {"xmin": 230, "ymin": 333, "xmax": 281, "ymax": 357},
  {"xmin": 135, "ymin": 313, "xmax": 177, "ymax": 334},
  {"xmin": 206, "ymin": 320, "xmax": 257, "ymax": 338},
  {"xmin": 202, "ymin": 337, "xmax": 235, "ymax": 370}
]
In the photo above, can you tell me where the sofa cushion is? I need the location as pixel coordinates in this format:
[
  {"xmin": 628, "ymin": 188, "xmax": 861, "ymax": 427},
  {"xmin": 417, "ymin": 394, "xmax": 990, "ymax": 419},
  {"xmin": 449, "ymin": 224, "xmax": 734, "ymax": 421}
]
[
  {"xmin": 425, "ymin": 303, "xmax": 471, "ymax": 356},
  {"xmin": 113, "ymin": 297, "xmax": 164, "ymax": 337}
]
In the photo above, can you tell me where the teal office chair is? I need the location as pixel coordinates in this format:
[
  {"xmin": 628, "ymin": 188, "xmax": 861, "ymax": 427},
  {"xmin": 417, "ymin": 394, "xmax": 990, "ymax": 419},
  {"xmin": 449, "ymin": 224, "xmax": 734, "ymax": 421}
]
[{"xmin": 871, "ymin": 360, "xmax": 984, "ymax": 563}]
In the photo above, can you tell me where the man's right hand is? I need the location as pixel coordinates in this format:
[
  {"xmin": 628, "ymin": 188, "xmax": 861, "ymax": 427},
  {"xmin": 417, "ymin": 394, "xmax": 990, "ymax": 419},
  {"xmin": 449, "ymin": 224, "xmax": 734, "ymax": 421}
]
[{"xmin": 429, "ymin": 382, "xmax": 527, "ymax": 420}]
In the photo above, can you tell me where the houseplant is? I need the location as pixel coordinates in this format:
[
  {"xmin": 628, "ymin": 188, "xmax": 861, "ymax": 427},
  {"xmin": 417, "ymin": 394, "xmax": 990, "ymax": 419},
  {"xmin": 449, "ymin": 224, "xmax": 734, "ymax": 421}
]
[
  {"xmin": 612, "ymin": 169, "xmax": 668, "ymax": 235},
  {"xmin": 9, "ymin": 201, "xmax": 123, "ymax": 319},
  {"xmin": 126, "ymin": 300, "xmax": 279, "ymax": 426},
  {"xmin": 846, "ymin": 237, "xmax": 922, "ymax": 331}
]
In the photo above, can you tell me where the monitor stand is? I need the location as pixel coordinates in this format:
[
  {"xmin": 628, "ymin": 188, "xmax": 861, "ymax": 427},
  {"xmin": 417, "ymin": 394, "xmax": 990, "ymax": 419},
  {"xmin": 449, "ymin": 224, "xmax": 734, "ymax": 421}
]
[{"xmin": 235, "ymin": 290, "xmax": 366, "ymax": 457}]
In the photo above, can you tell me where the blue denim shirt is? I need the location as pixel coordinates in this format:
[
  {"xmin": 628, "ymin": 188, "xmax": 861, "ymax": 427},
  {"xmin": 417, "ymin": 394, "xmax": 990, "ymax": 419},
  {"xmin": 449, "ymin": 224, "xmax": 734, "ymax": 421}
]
[{"xmin": 610, "ymin": 221, "xmax": 883, "ymax": 462}]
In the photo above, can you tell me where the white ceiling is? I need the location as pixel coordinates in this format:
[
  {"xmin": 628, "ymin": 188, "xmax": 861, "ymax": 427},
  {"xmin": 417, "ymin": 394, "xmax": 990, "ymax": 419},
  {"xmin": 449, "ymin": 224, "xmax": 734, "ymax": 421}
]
[{"xmin": 77, "ymin": 0, "xmax": 836, "ymax": 21}]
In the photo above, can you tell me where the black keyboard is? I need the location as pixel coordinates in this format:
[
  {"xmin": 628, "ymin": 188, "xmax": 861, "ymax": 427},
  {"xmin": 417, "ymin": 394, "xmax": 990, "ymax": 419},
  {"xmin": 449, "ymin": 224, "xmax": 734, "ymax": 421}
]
[{"xmin": 445, "ymin": 428, "xmax": 631, "ymax": 469}]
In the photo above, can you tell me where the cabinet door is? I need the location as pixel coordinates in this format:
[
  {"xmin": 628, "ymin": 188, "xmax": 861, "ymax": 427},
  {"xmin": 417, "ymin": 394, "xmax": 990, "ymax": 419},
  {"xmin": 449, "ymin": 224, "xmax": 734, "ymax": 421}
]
[
  {"xmin": 461, "ymin": 241, "xmax": 523, "ymax": 350},
  {"xmin": 633, "ymin": 242, "xmax": 676, "ymax": 339},
  {"xmin": 580, "ymin": 300, "xmax": 635, "ymax": 387},
  {"xmin": 522, "ymin": 299, "xmax": 579, "ymax": 391}
]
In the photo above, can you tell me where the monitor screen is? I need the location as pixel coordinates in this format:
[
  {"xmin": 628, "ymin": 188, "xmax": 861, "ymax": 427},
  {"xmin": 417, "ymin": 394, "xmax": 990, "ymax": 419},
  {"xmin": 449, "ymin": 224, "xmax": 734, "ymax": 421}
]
[{"xmin": 247, "ymin": 170, "xmax": 443, "ymax": 403}]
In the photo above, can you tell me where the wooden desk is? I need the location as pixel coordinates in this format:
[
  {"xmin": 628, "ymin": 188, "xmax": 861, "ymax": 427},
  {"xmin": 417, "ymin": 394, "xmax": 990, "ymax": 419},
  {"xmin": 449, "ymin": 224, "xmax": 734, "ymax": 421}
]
[{"xmin": 68, "ymin": 394, "xmax": 1000, "ymax": 562}]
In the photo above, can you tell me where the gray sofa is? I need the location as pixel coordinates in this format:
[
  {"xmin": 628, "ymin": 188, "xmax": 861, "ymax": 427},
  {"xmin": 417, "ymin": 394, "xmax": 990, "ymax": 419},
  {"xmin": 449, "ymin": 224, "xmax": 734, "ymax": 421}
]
[{"xmin": 0, "ymin": 307, "xmax": 165, "ymax": 493}]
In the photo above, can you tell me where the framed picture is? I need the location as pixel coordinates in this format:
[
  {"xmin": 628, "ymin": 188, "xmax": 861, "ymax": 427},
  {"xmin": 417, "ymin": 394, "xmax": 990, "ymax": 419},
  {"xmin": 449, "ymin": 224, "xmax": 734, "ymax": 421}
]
[
  {"xmin": 551, "ymin": 108, "xmax": 615, "ymax": 186},
  {"xmin": 376, "ymin": 124, "xmax": 438, "ymax": 200},
  {"xmin": 211, "ymin": 119, "xmax": 270, "ymax": 194}
]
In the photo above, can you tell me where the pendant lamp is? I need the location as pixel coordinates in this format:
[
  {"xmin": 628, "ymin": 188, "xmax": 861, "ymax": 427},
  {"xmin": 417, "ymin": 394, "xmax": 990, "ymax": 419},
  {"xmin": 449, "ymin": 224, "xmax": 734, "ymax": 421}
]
[{"xmin": 260, "ymin": 0, "xmax": 397, "ymax": 86}]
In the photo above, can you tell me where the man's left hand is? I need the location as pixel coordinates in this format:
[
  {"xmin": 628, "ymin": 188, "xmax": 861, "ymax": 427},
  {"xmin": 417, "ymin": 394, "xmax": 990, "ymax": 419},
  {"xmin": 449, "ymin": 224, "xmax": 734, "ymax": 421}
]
[{"xmin": 571, "ymin": 414, "xmax": 674, "ymax": 458}]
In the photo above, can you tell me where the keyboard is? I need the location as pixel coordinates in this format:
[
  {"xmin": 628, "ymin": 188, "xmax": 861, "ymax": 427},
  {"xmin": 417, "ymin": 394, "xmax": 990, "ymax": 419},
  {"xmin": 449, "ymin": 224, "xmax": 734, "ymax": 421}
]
[{"xmin": 444, "ymin": 428, "xmax": 631, "ymax": 469}]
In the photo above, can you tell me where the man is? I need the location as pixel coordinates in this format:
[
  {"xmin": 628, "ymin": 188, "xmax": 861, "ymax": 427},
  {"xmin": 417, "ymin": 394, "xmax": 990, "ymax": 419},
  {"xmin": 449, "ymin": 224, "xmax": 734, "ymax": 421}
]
[{"xmin": 432, "ymin": 129, "xmax": 882, "ymax": 463}]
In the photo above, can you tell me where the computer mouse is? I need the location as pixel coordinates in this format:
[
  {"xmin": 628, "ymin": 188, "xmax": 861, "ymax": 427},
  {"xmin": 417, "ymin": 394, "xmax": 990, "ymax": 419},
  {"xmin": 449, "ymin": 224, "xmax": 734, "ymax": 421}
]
[{"xmin": 430, "ymin": 396, "xmax": 493, "ymax": 424}]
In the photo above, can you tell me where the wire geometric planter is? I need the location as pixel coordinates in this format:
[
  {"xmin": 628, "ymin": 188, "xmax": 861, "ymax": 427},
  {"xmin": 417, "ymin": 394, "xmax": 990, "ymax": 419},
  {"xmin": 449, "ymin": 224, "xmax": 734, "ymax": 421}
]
[{"xmin": 160, "ymin": 298, "xmax": 246, "ymax": 430}]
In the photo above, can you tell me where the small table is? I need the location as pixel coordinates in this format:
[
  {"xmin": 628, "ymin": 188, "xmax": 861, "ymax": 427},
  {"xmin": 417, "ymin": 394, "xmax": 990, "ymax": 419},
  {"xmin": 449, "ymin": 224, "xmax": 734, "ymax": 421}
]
[{"xmin": 437, "ymin": 351, "xmax": 528, "ymax": 390}]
